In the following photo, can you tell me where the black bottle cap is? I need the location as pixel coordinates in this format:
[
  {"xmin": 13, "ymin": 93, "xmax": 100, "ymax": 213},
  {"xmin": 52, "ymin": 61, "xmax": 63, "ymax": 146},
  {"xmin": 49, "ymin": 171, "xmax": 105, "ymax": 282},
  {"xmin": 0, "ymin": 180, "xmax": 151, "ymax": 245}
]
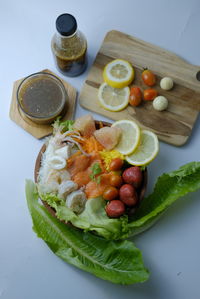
[{"xmin": 56, "ymin": 14, "xmax": 77, "ymax": 36}]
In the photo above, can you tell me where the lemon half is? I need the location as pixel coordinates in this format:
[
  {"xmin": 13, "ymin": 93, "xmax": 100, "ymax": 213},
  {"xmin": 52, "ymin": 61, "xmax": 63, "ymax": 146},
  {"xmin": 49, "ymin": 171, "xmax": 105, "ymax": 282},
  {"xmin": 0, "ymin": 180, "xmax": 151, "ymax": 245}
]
[
  {"xmin": 103, "ymin": 59, "xmax": 134, "ymax": 88},
  {"xmin": 98, "ymin": 83, "xmax": 130, "ymax": 112},
  {"xmin": 126, "ymin": 130, "xmax": 159, "ymax": 166},
  {"xmin": 111, "ymin": 120, "xmax": 141, "ymax": 155}
]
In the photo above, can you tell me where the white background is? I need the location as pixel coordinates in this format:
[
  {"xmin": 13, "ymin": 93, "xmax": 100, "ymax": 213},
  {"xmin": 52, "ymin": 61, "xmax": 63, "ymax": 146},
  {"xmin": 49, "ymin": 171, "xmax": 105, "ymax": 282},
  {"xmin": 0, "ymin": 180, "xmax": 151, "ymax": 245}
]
[{"xmin": 0, "ymin": 0, "xmax": 200, "ymax": 298}]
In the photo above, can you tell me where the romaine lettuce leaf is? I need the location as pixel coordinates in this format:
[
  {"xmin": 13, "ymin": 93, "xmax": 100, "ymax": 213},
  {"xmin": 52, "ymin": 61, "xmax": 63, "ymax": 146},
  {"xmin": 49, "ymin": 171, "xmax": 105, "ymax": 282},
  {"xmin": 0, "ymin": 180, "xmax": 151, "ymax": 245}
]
[
  {"xmin": 40, "ymin": 193, "xmax": 129, "ymax": 240},
  {"xmin": 39, "ymin": 162, "xmax": 200, "ymax": 240},
  {"xmin": 26, "ymin": 180, "xmax": 149, "ymax": 284},
  {"xmin": 25, "ymin": 162, "xmax": 200, "ymax": 284},
  {"xmin": 127, "ymin": 161, "xmax": 200, "ymax": 236}
]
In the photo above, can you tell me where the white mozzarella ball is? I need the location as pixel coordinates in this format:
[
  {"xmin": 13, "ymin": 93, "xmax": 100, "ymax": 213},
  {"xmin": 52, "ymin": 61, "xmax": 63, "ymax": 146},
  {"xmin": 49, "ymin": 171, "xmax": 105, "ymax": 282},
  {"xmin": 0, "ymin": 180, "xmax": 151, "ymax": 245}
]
[
  {"xmin": 160, "ymin": 77, "xmax": 173, "ymax": 90},
  {"xmin": 153, "ymin": 96, "xmax": 168, "ymax": 111}
]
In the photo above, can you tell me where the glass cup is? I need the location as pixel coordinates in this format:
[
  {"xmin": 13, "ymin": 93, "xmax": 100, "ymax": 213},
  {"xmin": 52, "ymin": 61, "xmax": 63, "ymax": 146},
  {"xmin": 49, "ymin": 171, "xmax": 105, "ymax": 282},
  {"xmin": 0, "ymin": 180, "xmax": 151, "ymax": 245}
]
[{"xmin": 17, "ymin": 72, "xmax": 68, "ymax": 125}]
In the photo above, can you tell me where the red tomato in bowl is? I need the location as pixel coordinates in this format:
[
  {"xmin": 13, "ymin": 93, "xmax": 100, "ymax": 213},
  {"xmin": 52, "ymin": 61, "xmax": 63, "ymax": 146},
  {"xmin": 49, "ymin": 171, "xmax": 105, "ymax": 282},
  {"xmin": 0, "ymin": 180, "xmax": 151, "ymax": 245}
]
[
  {"xmin": 105, "ymin": 200, "xmax": 125, "ymax": 218},
  {"xmin": 109, "ymin": 158, "xmax": 123, "ymax": 171},
  {"xmin": 103, "ymin": 186, "xmax": 119, "ymax": 201},
  {"xmin": 110, "ymin": 174, "xmax": 123, "ymax": 187}
]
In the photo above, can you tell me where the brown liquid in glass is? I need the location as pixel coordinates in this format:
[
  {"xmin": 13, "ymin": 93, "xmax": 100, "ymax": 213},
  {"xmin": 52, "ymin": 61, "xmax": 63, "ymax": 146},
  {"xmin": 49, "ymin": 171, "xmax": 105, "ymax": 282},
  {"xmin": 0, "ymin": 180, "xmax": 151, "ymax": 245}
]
[{"xmin": 19, "ymin": 77, "xmax": 64, "ymax": 118}]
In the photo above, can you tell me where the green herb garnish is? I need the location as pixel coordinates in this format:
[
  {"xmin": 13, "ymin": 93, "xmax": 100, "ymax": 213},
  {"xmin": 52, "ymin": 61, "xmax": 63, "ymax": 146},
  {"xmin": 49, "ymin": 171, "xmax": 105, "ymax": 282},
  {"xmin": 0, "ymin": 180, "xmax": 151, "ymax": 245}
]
[
  {"xmin": 140, "ymin": 165, "xmax": 146, "ymax": 171},
  {"xmin": 90, "ymin": 163, "xmax": 102, "ymax": 183}
]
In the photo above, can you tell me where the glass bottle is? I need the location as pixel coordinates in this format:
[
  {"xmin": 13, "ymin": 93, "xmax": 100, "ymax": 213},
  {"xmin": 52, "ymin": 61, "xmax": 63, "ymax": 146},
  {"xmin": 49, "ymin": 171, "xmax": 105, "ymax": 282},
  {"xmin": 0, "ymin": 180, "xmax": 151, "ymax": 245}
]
[{"xmin": 51, "ymin": 14, "xmax": 87, "ymax": 77}]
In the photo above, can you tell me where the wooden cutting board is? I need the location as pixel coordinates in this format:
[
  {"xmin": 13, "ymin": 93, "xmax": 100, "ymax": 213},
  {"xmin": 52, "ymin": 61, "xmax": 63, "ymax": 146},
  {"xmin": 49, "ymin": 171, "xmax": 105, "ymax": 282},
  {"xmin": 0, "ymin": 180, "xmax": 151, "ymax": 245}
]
[{"xmin": 79, "ymin": 30, "xmax": 200, "ymax": 146}]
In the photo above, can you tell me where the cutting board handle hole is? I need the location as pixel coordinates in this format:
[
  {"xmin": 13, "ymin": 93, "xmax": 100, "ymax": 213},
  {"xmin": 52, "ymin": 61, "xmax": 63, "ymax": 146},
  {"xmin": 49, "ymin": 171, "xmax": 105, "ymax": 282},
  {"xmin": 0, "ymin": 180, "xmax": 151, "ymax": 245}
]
[{"xmin": 196, "ymin": 71, "xmax": 200, "ymax": 81}]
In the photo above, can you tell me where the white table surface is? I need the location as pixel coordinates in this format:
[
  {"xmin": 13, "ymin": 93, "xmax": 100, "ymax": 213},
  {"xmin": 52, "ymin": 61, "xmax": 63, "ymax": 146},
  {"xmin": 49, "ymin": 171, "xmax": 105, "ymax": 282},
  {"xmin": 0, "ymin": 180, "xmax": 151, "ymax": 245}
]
[{"xmin": 1, "ymin": 0, "xmax": 200, "ymax": 298}]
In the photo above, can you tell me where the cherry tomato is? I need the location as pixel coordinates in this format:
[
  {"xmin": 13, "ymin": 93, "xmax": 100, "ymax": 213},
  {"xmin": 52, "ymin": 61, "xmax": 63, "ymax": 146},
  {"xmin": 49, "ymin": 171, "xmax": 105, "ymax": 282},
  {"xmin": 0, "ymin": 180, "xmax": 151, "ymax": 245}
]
[
  {"xmin": 119, "ymin": 184, "xmax": 138, "ymax": 206},
  {"xmin": 122, "ymin": 166, "xmax": 143, "ymax": 188},
  {"xmin": 129, "ymin": 87, "xmax": 142, "ymax": 107},
  {"xmin": 109, "ymin": 158, "xmax": 124, "ymax": 171},
  {"xmin": 103, "ymin": 186, "xmax": 119, "ymax": 201},
  {"xmin": 142, "ymin": 69, "xmax": 156, "ymax": 86},
  {"xmin": 110, "ymin": 174, "xmax": 123, "ymax": 187},
  {"xmin": 105, "ymin": 200, "xmax": 125, "ymax": 218},
  {"xmin": 144, "ymin": 88, "xmax": 158, "ymax": 101}
]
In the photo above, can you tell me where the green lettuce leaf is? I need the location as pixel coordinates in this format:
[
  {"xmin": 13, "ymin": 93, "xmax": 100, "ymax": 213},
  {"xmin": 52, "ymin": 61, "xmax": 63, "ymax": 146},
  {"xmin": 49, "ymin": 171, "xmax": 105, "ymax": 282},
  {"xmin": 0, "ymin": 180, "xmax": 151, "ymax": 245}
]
[
  {"xmin": 127, "ymin": 161, "xmax": 200, "ymax": 236},
  {"xmin": 26, "ymin": 180, "xmax": 149, "ymax": 284},
  {"xmin": 52, "ymin": 118, "xmax": 74, "ymax": 133},
  {"xmin": 40, "ymin": 193, "xmax": 129, "ymax": 240},
  {"xmin": 40, "ymin": 162, "xmax": 200, "ymax": 240}
]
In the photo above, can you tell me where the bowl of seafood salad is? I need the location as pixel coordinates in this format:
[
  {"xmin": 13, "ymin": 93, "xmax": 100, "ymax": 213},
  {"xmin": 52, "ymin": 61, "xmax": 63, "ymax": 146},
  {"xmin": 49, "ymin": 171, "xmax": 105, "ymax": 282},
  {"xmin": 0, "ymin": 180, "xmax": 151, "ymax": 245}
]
[{"xmin": 35, "ymin": 115, "xmax": 154, "ymax": 240}]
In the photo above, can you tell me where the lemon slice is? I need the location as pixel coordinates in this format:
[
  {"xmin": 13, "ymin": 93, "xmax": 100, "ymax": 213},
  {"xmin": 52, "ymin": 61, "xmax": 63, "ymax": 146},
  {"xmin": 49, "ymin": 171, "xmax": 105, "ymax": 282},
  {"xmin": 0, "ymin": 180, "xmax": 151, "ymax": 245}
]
[
  {"xmin": 111, "ymin": 120, "xmax": 141, "ymax": 155},
  {"xmin": 126, "ymin": 130, "xmax": 159, "ymax": 166},
  {"xmin": 98, "ymin": 83, "xmax": 130, "ymax": 112},
  {"xmin": 103, "ymin": 59, "xmax": 134, "ymax": 88}
]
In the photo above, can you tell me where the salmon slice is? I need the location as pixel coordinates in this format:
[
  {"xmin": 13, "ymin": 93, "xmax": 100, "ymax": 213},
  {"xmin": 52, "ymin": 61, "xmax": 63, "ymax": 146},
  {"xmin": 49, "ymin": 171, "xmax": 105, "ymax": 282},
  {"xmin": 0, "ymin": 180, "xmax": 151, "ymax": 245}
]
[
  {"xmin": 67, "ymin": 154, "xmax": 90, "ymax": 177},
  {"xmin": 85, "ymin": 173, "xmax": 112, "ymax": 199},
  {"xmin": 73, "ymin": 169, "xmax": 91, "ymax": 187},
  {"xmin": 68, "ymin": 152, "xmax": 104, "ymax": 186},
  {"xmin": 73, "ymin": 114, "xmax": 96, "ymax": 138},
  {"xmin": 93, "ymin": 127, "xmax": 122, "ymax": 150},
  {"xmin": 72, "ymin": 152, "xmax": 105, "ymax": 187}
]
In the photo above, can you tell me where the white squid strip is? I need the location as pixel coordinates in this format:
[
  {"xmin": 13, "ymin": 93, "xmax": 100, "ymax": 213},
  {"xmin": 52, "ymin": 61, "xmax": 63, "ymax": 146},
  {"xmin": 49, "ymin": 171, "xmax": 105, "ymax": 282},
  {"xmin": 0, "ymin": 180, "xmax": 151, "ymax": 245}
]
[
  {"xmin": 66, "ymin": 190, "xmax": 86, "ymax": 214},
  {"xmin": 55, "ymin": 145, "xmax": 71, "ymax": 159},
  {"xmin": 48, "ymin": 155, "xmax": 66, "ymax": 170},
  {"xmin": 58, "ymin": 180, "xmax": 78, "ymax": 199}
]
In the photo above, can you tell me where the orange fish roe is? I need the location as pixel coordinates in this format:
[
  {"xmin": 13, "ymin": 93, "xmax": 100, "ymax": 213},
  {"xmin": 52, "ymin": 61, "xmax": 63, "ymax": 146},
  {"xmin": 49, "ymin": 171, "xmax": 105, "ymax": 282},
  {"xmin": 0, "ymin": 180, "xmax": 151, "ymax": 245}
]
[{"xmin": 82, "ymin": 136, "xmax": 104, "ymax": 153}]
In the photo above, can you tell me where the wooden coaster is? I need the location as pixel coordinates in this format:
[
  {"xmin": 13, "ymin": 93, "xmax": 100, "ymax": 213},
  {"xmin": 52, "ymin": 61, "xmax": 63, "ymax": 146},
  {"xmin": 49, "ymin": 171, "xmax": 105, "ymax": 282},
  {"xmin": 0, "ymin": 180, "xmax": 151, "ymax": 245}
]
[{"xmin": 9, "ymin": 69, "xmax": 77, "ymax": 139}]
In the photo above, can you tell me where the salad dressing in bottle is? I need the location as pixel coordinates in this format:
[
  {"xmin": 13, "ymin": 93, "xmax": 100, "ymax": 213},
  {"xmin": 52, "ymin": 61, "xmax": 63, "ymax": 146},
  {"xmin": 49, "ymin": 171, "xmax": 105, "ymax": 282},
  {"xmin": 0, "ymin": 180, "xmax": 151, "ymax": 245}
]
[{"xmin": 51, "ymin": 13, "xmax": 87, "ymax": 77}]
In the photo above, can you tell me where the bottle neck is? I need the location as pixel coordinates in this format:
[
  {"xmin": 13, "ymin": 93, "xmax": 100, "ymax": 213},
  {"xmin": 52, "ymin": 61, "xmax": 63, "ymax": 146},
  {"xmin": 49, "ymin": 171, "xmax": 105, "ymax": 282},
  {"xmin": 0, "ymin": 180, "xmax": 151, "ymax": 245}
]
[
  {"xmin": 56, "ymin": 29, "xmax": 78, "ymax": 39},
  {"xmin": 52, "ymin": 28, "xmax": 86, "ymax": 54}
]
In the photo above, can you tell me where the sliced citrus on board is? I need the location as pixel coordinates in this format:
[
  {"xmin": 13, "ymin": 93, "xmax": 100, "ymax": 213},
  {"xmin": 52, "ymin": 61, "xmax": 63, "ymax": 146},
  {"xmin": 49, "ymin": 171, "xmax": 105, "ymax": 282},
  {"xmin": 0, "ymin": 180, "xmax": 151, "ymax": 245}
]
[
  {"xmin": 98, "ymin": 83, "xmax": 130, "ymax": 112},
  {"xmin": 103, "ymin": 59, "xmax": 134, "ymax": 88},
  {"xmin": 111, "ymin": 120, "xmax": 140, "ymax": 155},
  {"xmin": 126, "ymin": 130, "xmax": 159, "ymax": 166}
]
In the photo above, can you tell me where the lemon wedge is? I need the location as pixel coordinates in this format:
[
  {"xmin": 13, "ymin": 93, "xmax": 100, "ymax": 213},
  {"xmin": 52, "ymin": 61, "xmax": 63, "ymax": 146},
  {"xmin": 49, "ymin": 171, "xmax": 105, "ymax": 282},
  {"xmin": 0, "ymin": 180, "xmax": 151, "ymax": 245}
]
[
  {"xmin": 111, "ymin": 120, "xmax": 141, "ymax": 155},
  {"xmin": 126, "ymin": 130, "xmax": 159, "ymax": 166},
  {"xmin": 98, "ymin": 83, "xmax": 130, "ymax": 112},
  {"xmin": 103, "ymin": 59, "xmax": 134, "ymax": 88}
]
